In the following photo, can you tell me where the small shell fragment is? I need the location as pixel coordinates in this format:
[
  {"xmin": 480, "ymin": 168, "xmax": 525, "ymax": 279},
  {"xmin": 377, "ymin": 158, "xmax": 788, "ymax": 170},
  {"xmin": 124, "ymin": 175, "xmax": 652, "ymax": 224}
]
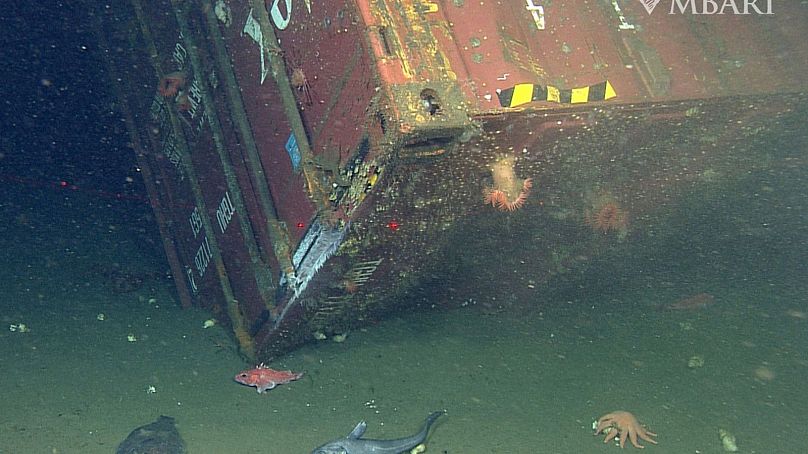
[
  {"xmin": 719, "ymin": 428, "xmax": 739, "ymax": 452},
  {"xmin": 688, "ymin": 355, "xmax": 705, "ymax": 369}
]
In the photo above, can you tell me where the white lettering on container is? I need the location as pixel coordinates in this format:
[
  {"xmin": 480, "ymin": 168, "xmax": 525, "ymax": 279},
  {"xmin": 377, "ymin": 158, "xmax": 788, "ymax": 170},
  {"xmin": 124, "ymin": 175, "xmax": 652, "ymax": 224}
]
[
  {"xmin": 216, "ymin": 191, "xmax": 236, "ymax": 234},
  {"xmin": 189, "ymin": 206, "xmax": 203, "ymax": 238},
  {"xmin": 194, "ymin": 235, "xmax": 212, "ymax": 278}
]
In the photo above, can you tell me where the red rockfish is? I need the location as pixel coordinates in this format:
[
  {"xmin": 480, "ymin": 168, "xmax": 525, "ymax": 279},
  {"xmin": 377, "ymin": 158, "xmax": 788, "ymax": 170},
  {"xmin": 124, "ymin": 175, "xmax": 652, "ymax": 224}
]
[{"xmin": 234, "ymin": 363, "xmax": 303, "ymax": 394}]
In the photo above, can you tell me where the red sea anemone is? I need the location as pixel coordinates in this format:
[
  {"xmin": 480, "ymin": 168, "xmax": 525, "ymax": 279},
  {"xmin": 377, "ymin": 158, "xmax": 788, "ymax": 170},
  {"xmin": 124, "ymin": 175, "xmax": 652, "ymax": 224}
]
[
  {"xmin": 158, "ymin": 71, "xmax": 187, "ymax": 97},
  {"xmin": 585, "ymin": 195, "xmax": 629, "ymax": 234}
]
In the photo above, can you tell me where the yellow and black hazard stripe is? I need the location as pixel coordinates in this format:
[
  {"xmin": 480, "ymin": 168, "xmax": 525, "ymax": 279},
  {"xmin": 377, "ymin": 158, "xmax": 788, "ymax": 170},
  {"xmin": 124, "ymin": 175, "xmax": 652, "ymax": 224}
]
[{"xmin": 497, "ymin": 81, "xmax": 616, "ymax": 108}]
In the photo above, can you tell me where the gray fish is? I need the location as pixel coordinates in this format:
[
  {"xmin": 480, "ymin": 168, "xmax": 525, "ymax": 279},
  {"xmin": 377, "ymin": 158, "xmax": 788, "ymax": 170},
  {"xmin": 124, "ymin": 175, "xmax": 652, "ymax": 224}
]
[
  {"xmin": 116, "ymin": 415, "xmax": 186, "ymax": 454},
  {"xmin": 312, "ymin": 410, "xmax": 445, "ymax": 454}
]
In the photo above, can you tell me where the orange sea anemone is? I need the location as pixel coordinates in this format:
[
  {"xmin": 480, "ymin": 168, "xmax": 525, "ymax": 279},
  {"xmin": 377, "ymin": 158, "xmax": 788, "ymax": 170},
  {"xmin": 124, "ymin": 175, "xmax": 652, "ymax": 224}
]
[
  {"xmin": 342, "ymin": 278, "xmax": 359, "ymax": 294},
  {"xmin": 585, "ymin": 194, "xmax": 629, "ymax": 234},
  {"xmin": 158, "ymin": 71, "xmax": 187, "ymax": 97},
  {"xmin": 482, "ymin": 156, "xmax": 532, "ymax": 211}
]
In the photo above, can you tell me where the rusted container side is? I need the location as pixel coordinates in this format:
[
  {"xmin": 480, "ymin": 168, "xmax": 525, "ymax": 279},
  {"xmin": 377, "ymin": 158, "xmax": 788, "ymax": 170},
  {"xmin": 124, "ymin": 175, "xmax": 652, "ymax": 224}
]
[
  {"xmin": 186, "ymin": 2, "xmax": 366, "ymax": 354},
  {"xmin": 96, "ymin": 0, "xmax": 309, "ymax": 357},
  {"xmin": 177, "ymin": 10, "xmax": 285, "ymax": 352},
  {"xmin": 196, "ymin": 2, "xmax": 320, "ymax": 242},
  {"xmin": 273, "ymin": 0, "xmax": 379, "ymax": 174},
  {"xmin": 93, "ymin": 1, "xmax": 204, "ymax": 313}
]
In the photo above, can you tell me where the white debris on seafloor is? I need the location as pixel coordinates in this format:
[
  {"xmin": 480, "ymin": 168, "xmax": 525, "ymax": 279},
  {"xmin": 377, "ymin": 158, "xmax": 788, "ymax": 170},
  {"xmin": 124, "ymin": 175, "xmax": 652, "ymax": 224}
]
[
  {"xmin": 96, "ymin": 313, "xmax": 106, "ymax": 321},
  {"xmin": 202, "ymin": 319, "xmax": 216, "ymax": 329},
  {"xmin": 719, "ymin": 428, "xmax": 739, "ymax": 452},
  {"xmin": 687, "ymin": 355, "xmax": 705, "ymax": 369},
  {"xmin": 9, "ymin": 323, "xmax": 30, "ymax": 333},
  {"xmin": 146, "ymin": 385, "xmax": 157, "ymax": 394},
  {"xmin": 127, "ymin": 334, "xmax": 138, "ymax": 342},
  {"xmin": 591, "ymin": 420, "xmax": 613, "ymax": 435}
]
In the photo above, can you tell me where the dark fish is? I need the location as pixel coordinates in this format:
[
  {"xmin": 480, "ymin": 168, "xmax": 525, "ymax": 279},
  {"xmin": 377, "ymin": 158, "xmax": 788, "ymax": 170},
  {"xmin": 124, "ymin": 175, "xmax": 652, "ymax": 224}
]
[
  {"xmin": 116, "ymin": 415, "xmax": 186, "ymax": 454},
  {"xmin": 311, "ymin": 410, "xmax": 445, "ymax": 454}
]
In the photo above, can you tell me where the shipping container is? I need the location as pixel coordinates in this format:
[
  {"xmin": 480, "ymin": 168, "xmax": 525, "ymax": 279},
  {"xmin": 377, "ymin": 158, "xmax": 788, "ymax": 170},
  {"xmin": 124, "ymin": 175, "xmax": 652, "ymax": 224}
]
[{"xmin": 94, "ymin": 0, "xmax": 808, "ymax": 360}]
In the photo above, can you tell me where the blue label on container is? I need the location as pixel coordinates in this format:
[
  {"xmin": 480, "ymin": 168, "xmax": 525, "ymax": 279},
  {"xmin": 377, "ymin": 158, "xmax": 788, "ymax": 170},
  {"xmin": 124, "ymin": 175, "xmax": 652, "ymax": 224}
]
[{"xmin": 285, "ymin": 133, "xmax": 301, "ymax": 171}]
